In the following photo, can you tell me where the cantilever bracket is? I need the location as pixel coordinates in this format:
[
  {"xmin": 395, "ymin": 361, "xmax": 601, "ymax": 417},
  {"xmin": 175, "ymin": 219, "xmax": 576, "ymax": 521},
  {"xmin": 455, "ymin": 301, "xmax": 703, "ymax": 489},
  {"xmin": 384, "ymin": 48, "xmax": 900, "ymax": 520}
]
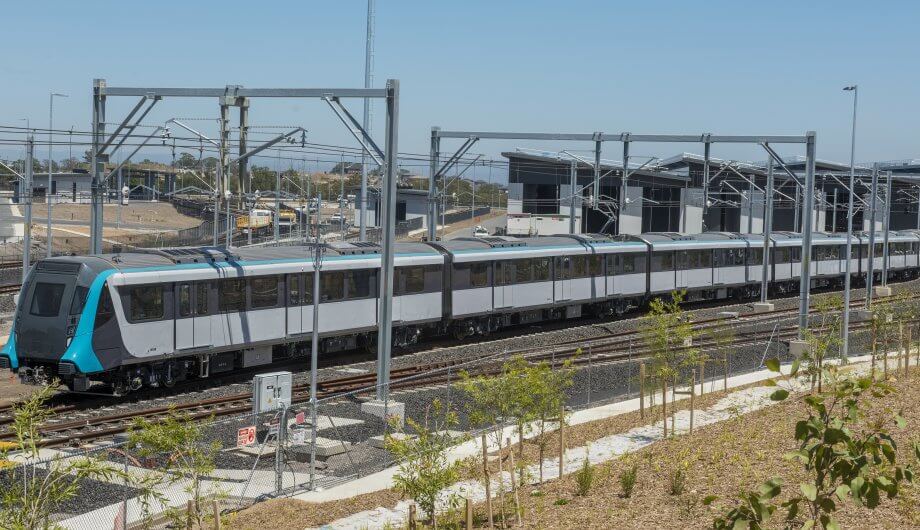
[{"xmin": 323, "ymin": 96, "xmax": 384, "ymax": 165}]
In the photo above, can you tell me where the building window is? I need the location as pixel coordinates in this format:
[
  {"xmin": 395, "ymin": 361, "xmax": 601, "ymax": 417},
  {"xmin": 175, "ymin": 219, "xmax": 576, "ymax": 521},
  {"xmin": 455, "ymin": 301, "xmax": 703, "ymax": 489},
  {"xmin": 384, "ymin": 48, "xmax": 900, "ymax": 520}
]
[{"xmin": 128, "ymin": 285, "xmax": 164, "ymax": 322}]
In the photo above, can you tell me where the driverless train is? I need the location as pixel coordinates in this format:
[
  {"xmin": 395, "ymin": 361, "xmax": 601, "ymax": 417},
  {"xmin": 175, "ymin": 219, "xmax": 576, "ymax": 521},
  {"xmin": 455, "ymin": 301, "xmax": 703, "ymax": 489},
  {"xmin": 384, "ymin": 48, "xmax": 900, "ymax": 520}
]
[{"xmin": 2, "ymin": 230, "xmax": 919, "ymax": 394}]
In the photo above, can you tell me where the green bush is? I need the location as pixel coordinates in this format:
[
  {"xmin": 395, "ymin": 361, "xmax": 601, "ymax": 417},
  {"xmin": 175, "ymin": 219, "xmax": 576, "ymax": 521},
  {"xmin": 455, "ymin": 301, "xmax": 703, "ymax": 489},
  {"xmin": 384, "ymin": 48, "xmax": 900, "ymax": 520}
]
[
  {"xmin": 619, "ymin": 462, "xmax": 639, "ymax": 498},
  {"xmin": 669, "ymin": 466, "xmax": 687, "ymax": 496},
  {"xmin": 574, "ymin": 458, "xmax": 595, "ymax": 496}
]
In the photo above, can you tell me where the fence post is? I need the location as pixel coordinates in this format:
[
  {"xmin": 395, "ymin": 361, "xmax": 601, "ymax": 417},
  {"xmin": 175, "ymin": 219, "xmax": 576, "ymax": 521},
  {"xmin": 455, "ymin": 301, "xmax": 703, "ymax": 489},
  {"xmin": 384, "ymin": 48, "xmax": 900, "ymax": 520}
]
[
  {"xmin": 899, "ymin": 321, "xmax": 904, "ymax": 373},
  {"xmin": 587, "ymin": 344, "xmax": 592, "ymax": 405},
  {"xmin": 482, "ymin": 434, "xmax": 493, "ymax": 529},
  {"xmin": 723, "ymin": 353, "xmax": 728, "ymax": 391},
  {"xmin": 639, "ymin": 363, "xmax": 645, "ymax": 419},
  {"xmin": 213, "ymin": 499, "xmax": 221, "ymax": 530}
]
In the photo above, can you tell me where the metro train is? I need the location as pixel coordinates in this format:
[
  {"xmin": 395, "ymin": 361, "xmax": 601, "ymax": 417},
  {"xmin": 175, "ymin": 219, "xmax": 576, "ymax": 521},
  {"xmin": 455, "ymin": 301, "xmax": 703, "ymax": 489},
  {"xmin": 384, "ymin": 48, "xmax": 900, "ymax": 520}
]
[{"xmin": 2, "ymin": 230, "xmax": 918, "ymax": 394}]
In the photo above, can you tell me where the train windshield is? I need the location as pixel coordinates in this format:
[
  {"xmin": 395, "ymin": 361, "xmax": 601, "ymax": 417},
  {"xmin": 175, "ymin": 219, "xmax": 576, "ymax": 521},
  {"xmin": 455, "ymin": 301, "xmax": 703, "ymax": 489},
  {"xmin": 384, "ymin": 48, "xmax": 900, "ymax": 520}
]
[{"xmin": 29, "ymin": 282, "xmax": 66, "ymax": 317}]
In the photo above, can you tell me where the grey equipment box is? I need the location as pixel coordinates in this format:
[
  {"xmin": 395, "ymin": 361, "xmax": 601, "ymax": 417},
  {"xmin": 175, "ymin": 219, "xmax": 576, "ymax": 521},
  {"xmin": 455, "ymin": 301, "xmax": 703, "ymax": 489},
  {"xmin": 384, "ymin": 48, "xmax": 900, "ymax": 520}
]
[{"xmin": 252, "ymin": 371, "xmax": 293, "ymax": 415}]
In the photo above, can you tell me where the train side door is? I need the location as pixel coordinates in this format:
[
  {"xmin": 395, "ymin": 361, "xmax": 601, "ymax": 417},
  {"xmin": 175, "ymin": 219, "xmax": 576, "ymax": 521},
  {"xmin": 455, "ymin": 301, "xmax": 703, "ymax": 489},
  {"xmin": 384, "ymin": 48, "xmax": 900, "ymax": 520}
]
[
  {"xmin": 287, "ymin": 273, "xmax": 303, "ymax": 336},
  {"xmin": 502, "ymin": 261, "xmax": 514, "ymax": 308},
  {"xmin": 493, "ymin": 262, "xmax": 505, "ymax": 309},
  {"xmin": 193, "ymin": 282, "xmax": 212, "ymax": 348},
  {"xmin": 175, "ymin": 283, "xmax": 195, "ymax": 350},
  {"xmin": 555, "ymin": 256, "xmax": 571, "ymax": 301}
]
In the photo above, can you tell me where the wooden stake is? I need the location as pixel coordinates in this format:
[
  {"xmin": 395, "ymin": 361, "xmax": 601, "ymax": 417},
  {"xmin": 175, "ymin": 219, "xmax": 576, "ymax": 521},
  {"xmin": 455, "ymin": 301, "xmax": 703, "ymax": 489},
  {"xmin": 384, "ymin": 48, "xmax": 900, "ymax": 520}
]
[
  {"xmin": 639, "ymin": 363, "xmax": 646, "ymax": 419},
  {"xmin": 662, "ymin": 378, "xmax": 668, "ymax": 438},
  {"xmin": 481, "ymin": 434, "xmax": 493, "ymax": 529},
  {"xmin": 907, "ymin": 326, "xmax": 912, "ymax": 376},
  {"xmin": 409, "ymin": 503, "xmax": 417, "ymax": 530},
  {"xmin": 689, "ymin": 369, "xmax": 695, "ymax": 435},
  {"xmin": 558, "ymin": 405, "xmax": 566, "ymax": 481},
  {"xmin": 466, "ymin": 497, "xmax": 474, "ymax": 530},
  {"xmin": 898, "ymin": 322, "xmax": 904, "ymax": 372},
  {"xmin": 186, "ymin": 500, "xmax": 195, "ymax": 530},
  {"xmin": 213, "ymin": 500, "xmax": 221, "ymax": 530},
  {"xmin": 884, "ymin": 348, "xmax": 889, "ymax": 380},
  {"xmin": 871, "ymin": 324, "xmax": 877, "ymax": 379},
  {"xmin": 699, "ymin": 360, "xmax": 705, "ymax": 396},
  {"xmin": 508, "ymin": 437, "xmax": 521, "ymax": 526},
  {"xmin": 723, "ymin": 353, "xmax": 729, "ymax": 391}
]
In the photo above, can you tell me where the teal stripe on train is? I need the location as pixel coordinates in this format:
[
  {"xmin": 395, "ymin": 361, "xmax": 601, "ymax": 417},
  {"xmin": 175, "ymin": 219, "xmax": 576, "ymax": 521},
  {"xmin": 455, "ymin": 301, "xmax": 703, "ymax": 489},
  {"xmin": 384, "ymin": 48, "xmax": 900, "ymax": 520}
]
[{"xmin": 59, "ymin": 270, "xmax": 117, "ymax": 374}]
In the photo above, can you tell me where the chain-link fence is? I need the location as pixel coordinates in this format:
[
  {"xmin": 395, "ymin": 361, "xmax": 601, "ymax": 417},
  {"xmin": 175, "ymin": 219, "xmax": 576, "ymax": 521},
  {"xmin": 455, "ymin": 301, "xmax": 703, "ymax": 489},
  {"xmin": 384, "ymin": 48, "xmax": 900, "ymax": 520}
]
[{"xmin": 1, "ymin": 309, "xmax": 813, "ymax": 528}]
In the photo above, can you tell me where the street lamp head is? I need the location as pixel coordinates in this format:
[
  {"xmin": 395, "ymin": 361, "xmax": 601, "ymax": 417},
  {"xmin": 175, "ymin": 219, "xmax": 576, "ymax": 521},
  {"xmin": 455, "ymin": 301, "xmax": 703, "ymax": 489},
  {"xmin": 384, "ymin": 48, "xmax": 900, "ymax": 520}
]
[
  {"xmin": 51, "ymin": 92, "xmax": 69, "ymax": 98},
  {"xmin": 842, "ymin": 86, "xmax": 856, "ymax": 91}
]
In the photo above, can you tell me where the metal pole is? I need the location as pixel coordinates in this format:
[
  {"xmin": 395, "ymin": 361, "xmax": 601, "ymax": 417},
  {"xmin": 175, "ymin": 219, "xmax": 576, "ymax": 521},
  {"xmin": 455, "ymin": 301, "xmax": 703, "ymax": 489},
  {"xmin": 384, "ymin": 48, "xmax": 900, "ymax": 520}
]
[
  {"xmin": 831, "ymin": 188, "xmax": 838, "ymax": 233},
  {"xmin": 746, "ymin": 185, "xmax": 754, "ymax": 233},
  {"xmin": 239, "ymin": 98, "xmax": 249, "ymax": 196},
  {"xmin": 881, "ymin": 171, "xmax": 892, "ymax": 286},
  {"xmin": 841, "ymin": 85, "xmax": 857, "ymax": 362},
  {"xmin": 225, "ymin": 191, "xmax": 232, "ymax": 247},
  {"xmin": 116, "ymin": 167, "xmax": 122, "ymax": 229},
  {"xmin": 702, "ymin": 138, "xmax": 710, "ymax": 228},
  {"xmin": 428, "ymin": 128, "xmax": 439, "ymax": 241},
  {"xmin": 569, "ymin": 160, "xmax": 577, "ymax": 234},
  {"xmin": 471, "ymin": 178, "xmax": 476, "ymax": 234},
  {"xmin": 340, "ymin": 154, "xmax": 345, "ymax": 238},
  {"xmin": 375, "ymin": 80, "xmax": 399, "ymax": 402},
  {"xmin": 866, "ymin": 163, "xmax": 879, "ymax": 308},
  {"xmin": 798, "ymin": 132, "xmax": 817, "ymax": 337},
  {"xmin": 23, "ymin": 136, "xmax": 33, "ymax": 281},
  {"xmin": 47, "ymin": 94, "xmax": 54, "ymax": 258},
  {"xmin": 220, "ymin": 103, "xmax": 231, "ymax": 247},
  {"xmin": 274, "ymin": 168, "xmax": 281, "ymax": 243},
  {"xmin": 760, "ymin": 158, "xmax": 773, "ymax": 303},
  {"xmin": 618, "ymin": 139, "xmax": 630, "ymax": 235},
  {"xmin": 593, "ymin": 139, "xmax": 602, "ymax": 208},
  {"xmin": 90, "ymin": 80, "xmax": 106, "ymax": 255},
  {"xmin": 359, "ymin": 0, "xmax": 375, "ymax": 242},
  {"xmin": 309, "ymin": 194, "xmax": 321, "ymax": 490},
  {"xmin": 794, "ymin": 184, "xmax": 801, "ymax": 232}
]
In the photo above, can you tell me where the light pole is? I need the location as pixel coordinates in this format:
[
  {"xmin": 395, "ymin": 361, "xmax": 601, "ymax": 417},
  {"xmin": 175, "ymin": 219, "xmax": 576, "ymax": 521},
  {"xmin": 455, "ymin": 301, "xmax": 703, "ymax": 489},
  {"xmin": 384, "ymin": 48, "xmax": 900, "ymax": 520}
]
[
  {"xmin": 840, "ymin": 85, "xmax": 857, "ymax": 363},
  {"xmin": 47, "ymin": 92, "xmax": 68, "ymax": 257},
  {"xmin": 224, "ymin": 189, "xmax": 233, "ymax": 247}
]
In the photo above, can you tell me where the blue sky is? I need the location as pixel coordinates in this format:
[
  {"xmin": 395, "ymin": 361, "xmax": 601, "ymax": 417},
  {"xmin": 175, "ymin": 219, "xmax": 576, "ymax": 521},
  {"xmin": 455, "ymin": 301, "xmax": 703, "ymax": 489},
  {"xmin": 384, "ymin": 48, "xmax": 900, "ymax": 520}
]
[{"xmin": 2, "ymin": 0, "xmax": 918, "ymax": 179}]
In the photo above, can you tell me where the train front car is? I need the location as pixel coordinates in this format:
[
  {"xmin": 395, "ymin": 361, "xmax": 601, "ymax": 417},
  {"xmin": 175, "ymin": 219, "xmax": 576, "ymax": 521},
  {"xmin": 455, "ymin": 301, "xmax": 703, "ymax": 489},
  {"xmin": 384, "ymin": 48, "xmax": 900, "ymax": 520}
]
[{"xmin": 1, "ymin": 256, "xmax": 113, "ymax": 391}]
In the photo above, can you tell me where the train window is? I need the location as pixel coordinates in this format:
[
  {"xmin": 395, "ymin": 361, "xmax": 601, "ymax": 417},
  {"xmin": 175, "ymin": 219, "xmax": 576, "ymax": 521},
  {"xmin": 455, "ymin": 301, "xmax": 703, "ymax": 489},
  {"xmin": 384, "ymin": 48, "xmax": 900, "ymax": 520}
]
[
  {"xmin": 250, "ymin": 276, "xmax": 280, "ymax": 309},
  {"xmin": 69, "ymin": 286, "xmax": 89, "ymax": 316},
  {"xmin": 346, "ymin": 270, "xmax": 374, "ymax": 299},
  {"xmin": 571, "ymin": 256, "xmax": 587, "ymax": 278},
  {"xmin": 791, "ymin": 247, "xmax": 801, "ymax": 263},
  {"xmin": 749, "ymin": 248, "xmax": 763, "ymax": 266},
  {"xmin": 588, "ymin": 255, "xmax": 603, "ymax": 276},
  {"xmin": 533, "ymin": 258, "xmax": 551, "ymax": 281},
  {"xmin": 94, "ymin": 288, "xmax": 114, "ymax": 330},
  {"xmin": 395, "ymin": 266, "xmax": 426, "ymax": 295},
  {"xmin": 321, "ymin": 271, "xmax": 345, "ymax": 302},
  {"xmin": 515, "ymin": 259, "xmax": 533, "ymax": 283},
  {"xmin": 697, "ymin": 250, "xmax": 713, "ymax": 268},
  {"xmin": 219, "ymin": 279, "xmax": 245, "ymax": 312},
  {"xmin": 128, "ymin": 285, "xmax": 164, "ymax": 322},
  {"xmin": 470, "ymin": 263, "xmax": 489, "ymax": 287},
  {"xmin": 195, "ymin": 282, "xmax": 210, "ymax": 315},
  {"xmin": 30, "ymin": 282, "xmax": 66, "ymax": 317},
  {"xmin": 606, "ymin": 254, "xmax": 618, "ymax": 274},
  {"xmin": 288, "ymin": 274, "xmax": 301, "ymax": 305},
  {"xmin": 493, "ymin": 262, "xmax": 507, "ymax": 286},
  {"xmin": 650, "ymin": 252, "xmax": 673, "ymax": 272},
  {"xmin": 300, "ymin": 273, "xmax": 314, "ymax": 304},
  {"xmin": 178, "ymin": 284, "xmax": 192, "ymax": 317}
]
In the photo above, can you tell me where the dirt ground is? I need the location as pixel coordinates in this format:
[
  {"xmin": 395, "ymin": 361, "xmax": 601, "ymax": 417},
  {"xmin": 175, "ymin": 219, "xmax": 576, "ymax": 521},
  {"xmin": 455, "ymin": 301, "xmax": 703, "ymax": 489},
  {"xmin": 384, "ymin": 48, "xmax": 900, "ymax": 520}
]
[
  {"xmin": 0, "ymin": 369, "xmax": 34, "ymax": 407},
  {"xmin": 230, "ymin": 368, "xmax": 920, "ymax": 529},
  {"xmin": 30, "ymin": 203, "xmax": 200, "ymax": 230}
]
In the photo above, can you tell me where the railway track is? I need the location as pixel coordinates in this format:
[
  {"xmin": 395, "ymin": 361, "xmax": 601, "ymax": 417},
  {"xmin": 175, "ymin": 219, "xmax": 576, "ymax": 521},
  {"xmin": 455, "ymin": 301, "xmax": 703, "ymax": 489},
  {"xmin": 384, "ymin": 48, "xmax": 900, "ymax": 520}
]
[
  {"xmin": 0, "ymin": 285, "xmax": 915, "ymax": 448},
  {"xmin": 0, "ymin": 283, "xmax": 21, "ymax": 295}
]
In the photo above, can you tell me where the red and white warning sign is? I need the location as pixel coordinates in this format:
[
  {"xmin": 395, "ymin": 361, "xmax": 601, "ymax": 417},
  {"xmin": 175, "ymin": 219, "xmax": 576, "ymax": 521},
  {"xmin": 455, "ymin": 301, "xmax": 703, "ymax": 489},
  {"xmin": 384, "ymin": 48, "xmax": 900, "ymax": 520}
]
[
  {"xmin": 295, "ymin": 411, "xmax": 305, "ymax": 425},
  {"xmin": 237, "ymin": 425, "xmax": 256, "ymax": 447}
]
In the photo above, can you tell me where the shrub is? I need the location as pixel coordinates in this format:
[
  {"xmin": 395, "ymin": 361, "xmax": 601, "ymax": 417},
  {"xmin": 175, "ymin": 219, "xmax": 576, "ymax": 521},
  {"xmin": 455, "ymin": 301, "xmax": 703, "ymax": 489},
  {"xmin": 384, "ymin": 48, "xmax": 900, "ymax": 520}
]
[
  {"xmin": 619, "ymin": 462, "xmax": 639, "ymax": 498},
  {"xmin": 574, "ymin": 458, "xmax": 595, "ymax": 496},
  {"xmin": 669, "ymin": 466, "xmax": 687, "ymax": 496}
]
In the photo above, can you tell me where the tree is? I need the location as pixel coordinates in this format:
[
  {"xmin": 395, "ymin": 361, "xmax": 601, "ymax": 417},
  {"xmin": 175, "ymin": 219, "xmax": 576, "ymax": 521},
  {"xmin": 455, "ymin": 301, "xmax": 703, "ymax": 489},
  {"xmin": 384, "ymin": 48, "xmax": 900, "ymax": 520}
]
[
  {"xmin": 802, "ymin": 294, "xmax": 844, "ymax": 392},
  {"xmin": 0, "ymin": 385, "xmax": 130, "ymax": 529},
  {"xmin": 526, "ymin": 358, "xmax": 575, "ymax": 483},
  {"xmin": 640, "ymin": 290, "xmax": 699, "ymax": 382},
  {"xmin": 385, "ymin": 399, "xmax": 462, "ymax": 528},
  {"xmin": 175, "ymin": 152, "xmax": 200, "ymax": 169},
  {"xmin": 712, "ymin": 361, "xmax": 918, "ymax": 530},
  {"xmin": 128, "ymin": 410, "xmax": 223, "ymax": 528}
]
